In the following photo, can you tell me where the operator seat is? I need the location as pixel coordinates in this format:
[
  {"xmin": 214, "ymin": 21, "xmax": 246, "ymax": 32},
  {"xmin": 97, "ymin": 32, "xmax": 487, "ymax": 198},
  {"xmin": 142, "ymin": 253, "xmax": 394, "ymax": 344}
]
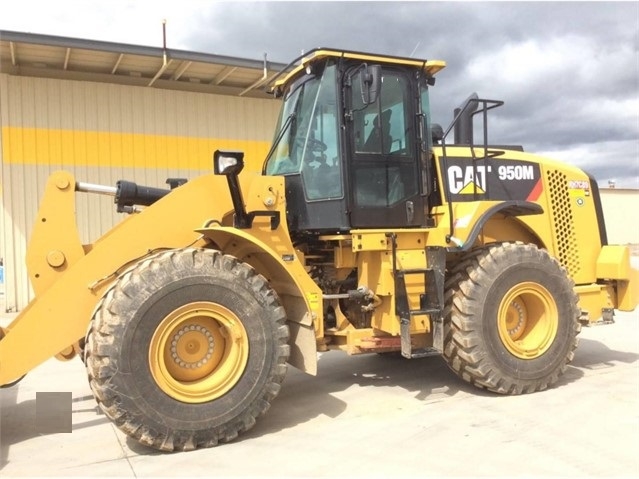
[{"xmin": 363, "ymin": 109, "xmax": 393, "ymax": 153}]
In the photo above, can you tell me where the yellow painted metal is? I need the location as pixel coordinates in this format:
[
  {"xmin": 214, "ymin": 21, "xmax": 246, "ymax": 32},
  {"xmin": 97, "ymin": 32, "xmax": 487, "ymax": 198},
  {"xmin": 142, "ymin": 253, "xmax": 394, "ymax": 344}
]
[
  {"xmin": 575, "ymin": 283, "xmax": 615, "ymax": 322},
  {"xmin": 196, "ymin": 175, "xmax": 322, "ymax": 320},
  {"xmin": 316, "ymin": 144, "xmax": 636, "ymax": 349},
  {"xmin": 193, "ymin": 176, "xmax": 320, "ymax": 375},
  {"xmin": 335, "ymin": 328, "xmax": 382, "ymax": 354},
  {"xmin": 428, "ymin": 145, "xmax": 639, "ymax": 322},
  {"xmin": 0, "ymin": 172, "xmax": 214, "ymax": 384},
  {"xmin": 343, "ymin": 169, "xmax": 637, "ymax": 340},
  {"xmin": 497, "ymin": 282, "xmax": 559, "ymax": 359},
  {"xmin": 334, "ymin": 235, "xmax": 435, "ymax": 338},
  {"xmin": 385, "ymin": 247, "xmax": 430, "ymax": 336},
  {"xmin": 0, "ymin": 170, "xmax": 317, "ymax": 384},
  {"xmin": 149, "ymin": 301, "xmax": 249, "ymax": 403},
  {"xmin": 194, "ymin": 226, "xmax": 320, "ymax": 375},
  {"xmin": 352, "ymin": 232, "xmax": 391, "ymax": 252},
  {"xmin": 478, "ymin": 216, "xmax": 541, "ymax": 248},
  {"xmin": 596, "ymin": 245, "xmax": 631, "ymax": 279},
  {"xmin": 350, "ymin": 230, "xmax": 432, "ymax": 252},
  {"xmin": 593, "ymin": 244, "xmax": 638, "ymax": 312},
  {"xmin": 26, "ymin": 171, "xmax": 86, "ymax": 295},
  {"xmin": 431, "ymin": 146, "xmax": 606, "ymax": 286},
  {"xmin": 272, "ymin": 49, "xmax": 446, "ymax": 92},
  {"xmin": 334, "ymin": 242, "xmax": 357, "ymax": 269},
  {"xmin": 617, "ymin": 268, "xmax": 639, "ymax": 312}
]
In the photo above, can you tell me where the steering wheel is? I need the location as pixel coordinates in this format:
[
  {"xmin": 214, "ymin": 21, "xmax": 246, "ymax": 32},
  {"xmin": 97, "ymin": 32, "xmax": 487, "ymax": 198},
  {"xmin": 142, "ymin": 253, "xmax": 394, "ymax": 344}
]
[
  {"xmin": 295, "ymin": 136, "xmax": 327, "ymax": 153},
  {"xmin": 306, "ymin": 137, "xmax": 327, "ymax": 152}
]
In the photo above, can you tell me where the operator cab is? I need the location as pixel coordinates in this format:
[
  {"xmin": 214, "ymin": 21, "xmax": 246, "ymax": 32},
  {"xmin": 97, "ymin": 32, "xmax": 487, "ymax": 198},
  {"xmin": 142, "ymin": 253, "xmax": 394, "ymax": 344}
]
[{"xmin": 263, "ymin": 49, "xmax": 445, "ymax": 234}]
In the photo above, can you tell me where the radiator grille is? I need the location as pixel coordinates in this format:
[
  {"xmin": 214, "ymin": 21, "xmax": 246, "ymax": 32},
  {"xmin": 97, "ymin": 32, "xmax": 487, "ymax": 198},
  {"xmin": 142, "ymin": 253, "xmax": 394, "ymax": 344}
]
[{"xmin": 547, "ymin": 170, "xmax": 580, "ymax": 277}]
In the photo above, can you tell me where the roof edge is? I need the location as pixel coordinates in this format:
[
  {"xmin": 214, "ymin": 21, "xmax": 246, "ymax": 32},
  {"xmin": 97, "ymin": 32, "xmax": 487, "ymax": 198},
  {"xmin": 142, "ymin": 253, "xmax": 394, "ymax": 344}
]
[{"xmin": 0, "ymin": 29, "xmax": 288, "ymax": 71}]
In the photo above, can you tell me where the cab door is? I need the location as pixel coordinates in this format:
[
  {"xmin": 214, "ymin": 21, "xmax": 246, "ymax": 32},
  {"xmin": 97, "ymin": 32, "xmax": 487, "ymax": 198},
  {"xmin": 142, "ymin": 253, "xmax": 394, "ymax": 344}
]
[{"xmin": 346, "ymin": 67, "xmax": 425, "ymax": 228}]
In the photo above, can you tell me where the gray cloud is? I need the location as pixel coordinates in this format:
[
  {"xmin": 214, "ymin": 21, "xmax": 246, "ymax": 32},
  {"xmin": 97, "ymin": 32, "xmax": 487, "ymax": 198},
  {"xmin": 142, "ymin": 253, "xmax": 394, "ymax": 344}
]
[
  {"xmin": 3, "ymin": 1, "xmax": 634, "ymax": 186},
  {"xmin": 185, "ymin": 1, "xmax": 638, "ymax": 187}
]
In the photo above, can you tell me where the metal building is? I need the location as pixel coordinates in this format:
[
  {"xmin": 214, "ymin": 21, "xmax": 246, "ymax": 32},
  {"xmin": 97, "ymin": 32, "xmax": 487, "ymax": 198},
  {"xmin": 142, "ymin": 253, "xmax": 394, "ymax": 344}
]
[{"xmin": 0, "ymin": 30, "xmax": 286, "ymax": 311}]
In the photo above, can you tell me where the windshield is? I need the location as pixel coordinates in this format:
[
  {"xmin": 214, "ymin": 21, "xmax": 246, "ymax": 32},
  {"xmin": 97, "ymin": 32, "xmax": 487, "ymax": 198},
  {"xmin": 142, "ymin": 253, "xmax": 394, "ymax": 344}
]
[
  {"xmin": 263, "ymin": 82, "xmax": 304, "ymax": 175},
  {"xmin": 264, "ymin": 63, "xmax": 342, "ymax": 199}
]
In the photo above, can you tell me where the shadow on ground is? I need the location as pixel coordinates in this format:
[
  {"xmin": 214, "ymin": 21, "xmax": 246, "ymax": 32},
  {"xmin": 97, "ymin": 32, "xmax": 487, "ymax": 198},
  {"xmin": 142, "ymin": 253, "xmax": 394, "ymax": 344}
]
[
  {"xmin": 126, "ymin": 338, "xmax": 635, "ymax": 455},
  {"xmin": 0, "ymin": 390, "xmax": 109, "ymax": 470},
  {"xmin": 242, "ymin": 351, "xmax": 473, "ymax": 441},
  {"xmin": 10, "ymin": 335, "xmax": 631, "ymax": 459},
  {"xmin": 571, "ymin": 337, "xmax": 639, "ymax": 369},
  {"xmin": 126, "ymin": 351, "xmax": 473, "ymax": 454}
]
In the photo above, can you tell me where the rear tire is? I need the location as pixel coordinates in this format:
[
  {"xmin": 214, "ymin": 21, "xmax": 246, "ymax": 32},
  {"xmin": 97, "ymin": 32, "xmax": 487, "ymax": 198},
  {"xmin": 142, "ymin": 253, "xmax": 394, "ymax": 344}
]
[
  {"xmin": 85, "ymin": 248, "xmax": 289, "ymax": 451},
  {"xmin": 443, "ymin": 243, "xmax": 580, "ymax": 394}
]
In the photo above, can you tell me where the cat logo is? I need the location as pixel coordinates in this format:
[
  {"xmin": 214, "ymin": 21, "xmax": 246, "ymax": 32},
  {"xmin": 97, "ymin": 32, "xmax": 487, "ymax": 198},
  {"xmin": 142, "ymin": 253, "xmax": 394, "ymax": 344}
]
[{"xmin": 447, "ymin": 165, "xmax": 492, "ymax": 194}]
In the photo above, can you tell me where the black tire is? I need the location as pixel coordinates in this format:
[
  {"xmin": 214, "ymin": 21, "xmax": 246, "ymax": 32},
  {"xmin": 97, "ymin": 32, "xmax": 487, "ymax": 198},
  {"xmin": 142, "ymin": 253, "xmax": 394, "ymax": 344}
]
[
  {"xmin": 443, "ymin": 242, "xmax": 580, "ymax": 394},
  {"xmin": 85, "ymin": 248, "xmax": 289, "ymax": 451}
]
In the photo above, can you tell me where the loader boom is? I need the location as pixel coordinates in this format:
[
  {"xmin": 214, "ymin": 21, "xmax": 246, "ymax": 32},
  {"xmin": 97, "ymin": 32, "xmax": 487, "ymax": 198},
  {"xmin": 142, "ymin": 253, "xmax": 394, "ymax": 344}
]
[{"xmin": 0, "ymin": 170, "xmax": 317, "ymax": 385}]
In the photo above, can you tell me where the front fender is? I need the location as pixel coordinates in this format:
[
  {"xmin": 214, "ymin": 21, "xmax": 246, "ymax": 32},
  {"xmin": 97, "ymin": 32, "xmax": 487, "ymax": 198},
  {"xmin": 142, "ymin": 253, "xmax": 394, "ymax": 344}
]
[{"xmin": 197, "ymin": 225, "xmax": 320, "ymax": 375}]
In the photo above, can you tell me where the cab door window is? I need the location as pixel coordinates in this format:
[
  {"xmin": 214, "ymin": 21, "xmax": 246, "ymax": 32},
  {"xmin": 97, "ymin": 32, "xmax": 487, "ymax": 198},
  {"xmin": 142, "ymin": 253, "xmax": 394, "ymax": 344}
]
[{"xmin": 351, "ymin": 70, "xmax": 416, "ymax": 207}]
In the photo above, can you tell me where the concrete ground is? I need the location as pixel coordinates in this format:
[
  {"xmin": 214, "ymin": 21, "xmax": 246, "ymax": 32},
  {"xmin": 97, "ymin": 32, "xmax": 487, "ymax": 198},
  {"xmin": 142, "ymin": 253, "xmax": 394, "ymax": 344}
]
[{"xmin": 1, "ymin": 284, "xmax": 638, "ymax": 477}]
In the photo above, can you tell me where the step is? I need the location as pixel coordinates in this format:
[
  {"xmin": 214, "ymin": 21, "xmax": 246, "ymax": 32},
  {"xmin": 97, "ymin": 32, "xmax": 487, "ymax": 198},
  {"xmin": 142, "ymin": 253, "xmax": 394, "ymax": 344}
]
[
  {"xmin": 401, "ymin": 347, "xmax": 441, "ymax": 359},
  {"xmin": 409, "ymin": 308, "xmax": 440, "ymax": 316}
]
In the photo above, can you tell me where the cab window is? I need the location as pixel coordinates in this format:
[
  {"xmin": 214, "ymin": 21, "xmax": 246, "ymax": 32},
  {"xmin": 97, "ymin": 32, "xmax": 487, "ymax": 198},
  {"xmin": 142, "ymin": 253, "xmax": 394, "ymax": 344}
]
[{"xmin": 350, "ymin": 69, "xmax": 416, "ymax": 207}]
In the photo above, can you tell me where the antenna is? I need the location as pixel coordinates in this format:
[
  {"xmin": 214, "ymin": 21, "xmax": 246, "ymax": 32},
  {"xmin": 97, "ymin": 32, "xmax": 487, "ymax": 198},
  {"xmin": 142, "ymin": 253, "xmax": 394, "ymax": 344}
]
[
  {"xmin": 409, "ymin": 41, "xmax": 421, "ymax": 58},
  {"xmin": 162, "ymin": 19, "xmax": 167, "ymax": 52},
  {"xmin": 149, "ymin": 19, "xmax": 170, "ymax": 86}
]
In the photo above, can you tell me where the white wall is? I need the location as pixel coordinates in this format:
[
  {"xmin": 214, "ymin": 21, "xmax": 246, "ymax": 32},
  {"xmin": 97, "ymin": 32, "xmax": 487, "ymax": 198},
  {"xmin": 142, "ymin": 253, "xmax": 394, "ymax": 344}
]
[{"xmin": 599, "ymin": 188, "xmax": 639, "ymax": 245}]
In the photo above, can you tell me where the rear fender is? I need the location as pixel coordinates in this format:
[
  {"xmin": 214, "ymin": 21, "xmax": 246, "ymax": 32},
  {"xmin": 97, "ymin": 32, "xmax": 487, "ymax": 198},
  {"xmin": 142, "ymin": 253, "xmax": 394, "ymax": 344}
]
[
  {"xmin": 437, "ymin": 200, "xmax": 544, "ymax": 251},
  {"xmin": 457, "ymin": 201, "xmax": 543, "ymax": 251}
]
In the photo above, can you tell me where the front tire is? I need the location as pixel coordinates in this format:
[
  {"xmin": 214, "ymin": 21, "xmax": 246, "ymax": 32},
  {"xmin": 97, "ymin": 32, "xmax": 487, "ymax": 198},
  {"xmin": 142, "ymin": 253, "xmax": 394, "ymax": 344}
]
[
  {"xmin": 85, "ymin": 248, "xmax": 289, "ymax": 451},
  {"xmin": 443, "ymin": 243, "xmax": 580, "ymax": 394}
]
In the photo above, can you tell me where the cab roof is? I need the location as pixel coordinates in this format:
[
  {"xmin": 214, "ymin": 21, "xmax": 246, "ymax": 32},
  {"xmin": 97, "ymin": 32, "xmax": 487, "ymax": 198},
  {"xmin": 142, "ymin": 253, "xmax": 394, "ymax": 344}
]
[{"xmin": 270, "ymin": 48, "xmax": 446, "ymax": 92}]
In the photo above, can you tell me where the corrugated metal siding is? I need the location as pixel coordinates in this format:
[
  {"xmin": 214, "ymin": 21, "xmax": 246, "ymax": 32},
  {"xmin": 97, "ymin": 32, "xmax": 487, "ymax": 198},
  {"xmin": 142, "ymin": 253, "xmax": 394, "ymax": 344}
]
[{"xmin": 0, "ymin": 73, "xmax": 280, "ymax": 311}]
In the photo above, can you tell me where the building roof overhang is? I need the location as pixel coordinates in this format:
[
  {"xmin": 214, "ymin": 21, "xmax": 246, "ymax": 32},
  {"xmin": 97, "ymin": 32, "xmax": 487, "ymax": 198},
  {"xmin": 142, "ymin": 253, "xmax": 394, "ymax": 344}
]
[{"xmin": 0, "ymin": 30, "xmax": 288, "ymax": 99}]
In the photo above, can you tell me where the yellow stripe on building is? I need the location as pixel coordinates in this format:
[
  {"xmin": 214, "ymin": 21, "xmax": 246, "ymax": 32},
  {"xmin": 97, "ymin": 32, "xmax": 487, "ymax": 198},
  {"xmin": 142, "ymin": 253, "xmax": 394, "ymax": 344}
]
[{"xmin": 1, "ymin": 127, "xmax": 272, "ymax": 171}]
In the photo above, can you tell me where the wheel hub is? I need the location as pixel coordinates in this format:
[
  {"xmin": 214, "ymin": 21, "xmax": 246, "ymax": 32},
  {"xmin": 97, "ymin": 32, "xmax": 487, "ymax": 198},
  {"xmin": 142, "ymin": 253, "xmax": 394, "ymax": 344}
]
[
  {"xmin": 497, "ymin": 282, "xmax": 558, "ymax": 359},
  {"xmin": 149, "ymin": 301, "xmax": 249, "ymax": 403},
  {"xmin": 170, "ymin": 324, "xmax": 215, "ymax": 370},
  {"xmin": 505, "ymin": 298, "xmax": 527, "ymax": 339}
]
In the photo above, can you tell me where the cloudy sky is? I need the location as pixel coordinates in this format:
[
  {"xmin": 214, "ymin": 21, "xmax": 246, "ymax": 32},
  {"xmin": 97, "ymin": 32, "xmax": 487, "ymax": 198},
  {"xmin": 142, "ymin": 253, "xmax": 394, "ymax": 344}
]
[{"xmin": 2, "ymin": 1, "xmax": 638, "ymax": 187}]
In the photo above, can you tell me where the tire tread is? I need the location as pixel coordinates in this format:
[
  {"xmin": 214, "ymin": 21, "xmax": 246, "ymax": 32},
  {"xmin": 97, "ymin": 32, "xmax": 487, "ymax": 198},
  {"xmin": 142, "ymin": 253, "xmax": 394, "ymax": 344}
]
[
  {"xmin": 442, "ymin": 242, "xmax": 580, "ymax": 394},
  {"xmin": 85, "ymin": 248, "xmax": 289, "ymax": 451}
]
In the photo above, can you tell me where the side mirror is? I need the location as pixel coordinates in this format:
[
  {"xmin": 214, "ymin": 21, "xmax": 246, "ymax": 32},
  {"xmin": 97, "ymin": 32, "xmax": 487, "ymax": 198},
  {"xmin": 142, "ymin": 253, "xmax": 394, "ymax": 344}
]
[
  {"xmin": 213, "ymin": 150, "xmax": 250, "ymax": 228},
  {"xmin": 360, "ymin": 64, "xmax": 381, "ymax": 105},
  {"xmin": 431, "ymin": 123, "xmax": 444, "ymax": 144},
  {"xmin": 214, "ymin": 150, "xmax": 245, "ymax": 176}
]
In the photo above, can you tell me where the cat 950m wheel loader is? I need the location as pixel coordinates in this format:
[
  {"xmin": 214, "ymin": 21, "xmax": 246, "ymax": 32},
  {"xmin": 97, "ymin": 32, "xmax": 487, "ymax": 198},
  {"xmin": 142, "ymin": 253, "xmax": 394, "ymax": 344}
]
[{"xmin": 0, "ymin": 48, "xmax": 637, "ymax": 451}]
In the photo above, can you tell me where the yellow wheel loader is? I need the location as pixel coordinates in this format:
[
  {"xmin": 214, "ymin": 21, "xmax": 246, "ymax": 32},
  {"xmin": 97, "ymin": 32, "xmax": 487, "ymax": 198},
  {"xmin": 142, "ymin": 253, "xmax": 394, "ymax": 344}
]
[{"xmin": 1, "ymin": 48, "xmax": 637, "ymax": 451}]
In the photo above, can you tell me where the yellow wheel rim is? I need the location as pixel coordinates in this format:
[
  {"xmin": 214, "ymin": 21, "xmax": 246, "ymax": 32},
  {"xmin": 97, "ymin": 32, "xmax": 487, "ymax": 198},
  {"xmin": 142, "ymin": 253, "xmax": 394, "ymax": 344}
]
[
  {"xmin": 497, "ymin": 282, "xmax": 558, "ymax": 359},
  {"xmin": 149, "ymin": 301, "xmax": 249, "ymax": 403}
]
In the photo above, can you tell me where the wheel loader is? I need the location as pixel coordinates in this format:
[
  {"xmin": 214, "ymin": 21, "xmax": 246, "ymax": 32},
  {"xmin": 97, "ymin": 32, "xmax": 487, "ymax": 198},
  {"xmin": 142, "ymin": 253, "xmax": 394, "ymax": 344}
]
[{"xmin": 0, "ymin": 48, "xmax": 637, "ymax": 451}]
